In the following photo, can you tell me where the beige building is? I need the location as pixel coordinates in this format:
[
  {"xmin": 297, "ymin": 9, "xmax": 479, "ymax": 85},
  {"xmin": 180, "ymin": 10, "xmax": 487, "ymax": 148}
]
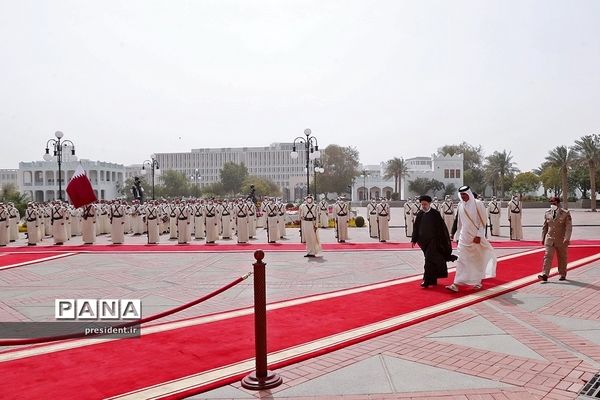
[{"xmin": 154, "ymin": 143, "xmax": 309, "ymax": 200}]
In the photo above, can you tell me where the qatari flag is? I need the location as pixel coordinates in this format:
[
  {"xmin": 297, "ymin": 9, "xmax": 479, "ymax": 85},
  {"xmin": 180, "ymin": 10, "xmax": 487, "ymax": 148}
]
[{"xmin": 66, "ymin": 164, "xmax": 97, "ymax": 208}]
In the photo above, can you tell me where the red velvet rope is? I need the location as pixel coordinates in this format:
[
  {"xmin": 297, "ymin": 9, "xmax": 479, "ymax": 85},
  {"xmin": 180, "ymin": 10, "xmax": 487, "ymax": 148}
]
[{"xmin": 0, "ymin": 272, "xmax": 252, "ymax": 346}]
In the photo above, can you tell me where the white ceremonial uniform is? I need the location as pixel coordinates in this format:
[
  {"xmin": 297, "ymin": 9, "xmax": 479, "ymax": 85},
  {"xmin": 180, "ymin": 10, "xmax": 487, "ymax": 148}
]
[
  {"xmin": 145, "ymin": 204, "xmax": 160, "ymax": 244},
  {"xmin": 44, "ymin": 206, "xmax": 52, "ymax": 236},
  {"xmin": 51, "ymin": 205, "xmax": 67, "ymax": 244},
  {"xmin": 318, "ymin": 199, "xmax": 329, "ymax": 229},
  {"xmin": 334, "ymin": 200, "xmax": 349, "ymax": 242},
  {"xmin": 25, "ymin": 206, "xmax": 39, "ymax": 245},
  {"xmin": 99, "ymin": 204, "xmax": 110, "ymax": 235},
  {"xmin": 110, "ymin": 203, "xmax": 125, "ymax": 244},
  {"xmin": 453, "ymin": 189, "xmax": 497, "ymax": 286},
  {"xmin": 367, "ymin": 200, "xmax": 378, "ymax": 238},
  {"xmin": 71, "ymin": 208, "xmax": 82, "ymax": 237},
  {"xmin": 176, "ymin": 203, "xmax": 191, "ymax": 244},
  {"xmin": 235, "ymin": 202, "xmax": 249, "ymax": 243},
  {"xmin": 0, "ymin": 207, "xmax": 9, "ymax": 246},
  {"xmin": 168, "ymin": 203, "xmax": 178, "ymax": 239},
  {"xmin": 277, "ymin": 201, "xmax": 286, "ymax": 238},
  {"xmin": 266, "ymin": 202, "xmax": 279, "ymax": 243},
  {"xmin": 81, "ymin": 204, "xmax": 96, "ymax": 244},
  {"xmin": 300, "ymin": 199, "xmax": 321, "ymax": 256},
  {"xmin": 193, "ymin": 203, "xmax": 205, "ymax": 239},
  {"xmin": 247, "ymin": 201, "xmax": 257, "ymax": 239},
  {"xmin": 131, "ymin": 203, "xmax": 144, "ymax": 235},
  {"xmin": 376, "ymin": 200, "xmax": 391, "ymax": 242},
  {"xmin": 508, "ymin": 197, "xmax": 523, "ymax": 240},
  {"xmin": 487, "ymin": 198, "xmax": 501, "ymax": 236},
  {"xmin": 8, "ymin": 205, "xmax": 19, "ymax": 242},
  {"xmin": 204, "ymin": 202, "xmax": 219, "ymax": 243},
  {"xmin": 220, "ymin": 202, "xmax": 233, "ymax": 239},
  {"xmin": 441, "ymin": 197, "xmax": 455, "ymax": 236},
  {"xmin": 404, "ymin": 200, "xmax": 414, "ymax": 237},
  {"xmin": 64, "ymin": 206, "xmax": 72, "ymax": 239}
]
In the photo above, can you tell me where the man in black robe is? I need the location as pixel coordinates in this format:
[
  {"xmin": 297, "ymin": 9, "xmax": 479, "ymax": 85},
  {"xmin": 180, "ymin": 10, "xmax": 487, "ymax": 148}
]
[{"xmin": 411, "ymin": 195, "xmax": 456, "ymax": 288}]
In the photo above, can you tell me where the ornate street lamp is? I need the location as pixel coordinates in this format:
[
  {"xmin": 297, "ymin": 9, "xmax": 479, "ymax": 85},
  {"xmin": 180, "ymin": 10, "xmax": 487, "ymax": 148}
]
[
  {"xmin": 290, "ymin": 128, "xmax": 320, "ymax": 196},
  {"xmin": 142, "ymin": 155, "xmax": 159, "ymax": 200},
  {"xmin": 43, "ymin": 130, "xmax": 76, "ymax": 201}
]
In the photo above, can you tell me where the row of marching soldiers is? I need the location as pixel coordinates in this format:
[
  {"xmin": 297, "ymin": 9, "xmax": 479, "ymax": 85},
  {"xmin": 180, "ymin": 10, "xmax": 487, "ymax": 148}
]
[
  {"xmin": 402, "ymin": 194, "xmax": 524, "ymax": 240},
  {"xmin": 0, "ymin": 202, "xmax": 20, "ymax": 246},
  {"xmin": 20, "ymin": 197, "xmax": 303, "ymax": 246}
]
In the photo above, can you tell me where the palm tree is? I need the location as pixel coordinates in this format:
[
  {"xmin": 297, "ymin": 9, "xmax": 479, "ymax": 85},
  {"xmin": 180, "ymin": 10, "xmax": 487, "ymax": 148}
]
[
  {"xmin": 484, "ymin": 150, "xmax": 519, "ymax": 198},
  {"xmin": 546, "ymin": 146, "xmax": 578, "ymax": 209},
  {"xmin": 383, "ymin": 157, "xmax": 409, "ymax": 195},
  {"xmin": 573, "ymin": 134, "xmax": 600, "ymax": 212}
]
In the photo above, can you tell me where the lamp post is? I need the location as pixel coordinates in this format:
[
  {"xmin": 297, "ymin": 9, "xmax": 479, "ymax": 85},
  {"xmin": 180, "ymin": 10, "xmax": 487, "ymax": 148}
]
[
  {"xmin": 313, "ymin": 160, "xmax": 324, "ymax": 197},
  {"xmin": 43, "ymin": 131, "xmax": 76, "ymax": 201},
  {"xmin": 142, "ymin": 155, "xmax": 159, "ymax": 200},
  {"xmin": 290, "ymin": 128, "xmax": 320, "ymax": 196},
  {"xmin": 190, "ymin": 168, "xmax": 202, "ymax": 195}
]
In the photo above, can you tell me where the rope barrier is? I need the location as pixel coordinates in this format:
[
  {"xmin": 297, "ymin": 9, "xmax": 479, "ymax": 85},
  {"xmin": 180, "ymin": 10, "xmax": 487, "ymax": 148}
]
[{"xmin": 0, "ymin": 272, "xmax": 252, "ymax": 346}]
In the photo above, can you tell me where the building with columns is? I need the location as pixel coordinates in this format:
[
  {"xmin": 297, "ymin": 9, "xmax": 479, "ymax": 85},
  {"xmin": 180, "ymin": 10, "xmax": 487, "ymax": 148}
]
[
  {"xmin": 19, "ymin": 160, "xmax": 125, "ymax": 202},
  {"xmin": 352, "ymin": 154, "xmax": 464, "ymax": 201}
]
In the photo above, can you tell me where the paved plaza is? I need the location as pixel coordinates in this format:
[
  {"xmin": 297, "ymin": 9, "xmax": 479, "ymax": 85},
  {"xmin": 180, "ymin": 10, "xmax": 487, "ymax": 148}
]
[{"xmin": 0, "ymin": 207, "xmax": 599, "ymax": 399}]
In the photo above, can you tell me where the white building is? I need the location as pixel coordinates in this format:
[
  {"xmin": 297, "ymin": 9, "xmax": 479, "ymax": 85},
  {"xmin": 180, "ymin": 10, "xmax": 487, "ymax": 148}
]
[
  {"xmin": 19, "ymin": 159, "xmax": 125, "ymax": 202},
  {"xmin": 0, "ymin": 169, "xmax": 18, "ymax": 190},
  {"xmin": 154, "ymin": 143, "xmax": 310, "ymax": 200},
  {"xmin": 352, "ymin": 154, "xmax": 464, "ymax": 201}
]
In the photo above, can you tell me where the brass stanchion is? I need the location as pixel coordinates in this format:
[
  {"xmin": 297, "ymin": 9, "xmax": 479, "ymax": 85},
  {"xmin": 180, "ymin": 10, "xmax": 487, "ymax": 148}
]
[{"xmin": 241, "ymin": 250, "xmax": 283, "ymax": 390}]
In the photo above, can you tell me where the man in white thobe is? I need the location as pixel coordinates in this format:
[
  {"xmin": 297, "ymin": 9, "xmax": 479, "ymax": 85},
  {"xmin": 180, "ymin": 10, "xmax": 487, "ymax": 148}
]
[{"xmin": 446, "ymin": 186, "xmax": 497, "ymax": 292}]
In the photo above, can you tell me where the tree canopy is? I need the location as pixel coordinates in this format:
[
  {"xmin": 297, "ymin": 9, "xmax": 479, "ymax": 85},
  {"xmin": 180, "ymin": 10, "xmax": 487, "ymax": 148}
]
[
  {"xmin": 318, "ymin": 145, "xmax": 360, "ymax": 195},
  {"xmin": 220, "ymin": 162, "xmax": 249, "ymax": 195}
]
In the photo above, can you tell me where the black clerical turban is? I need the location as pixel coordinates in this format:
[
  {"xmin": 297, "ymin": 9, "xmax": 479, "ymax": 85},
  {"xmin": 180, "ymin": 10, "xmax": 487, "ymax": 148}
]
[
  {"xmin": 418, "ymin": 195, "xmax": 432, "ymax": 203},
  {"xmin": 458, "ymin": 185, "xmax": 470, "ymax": 192}
]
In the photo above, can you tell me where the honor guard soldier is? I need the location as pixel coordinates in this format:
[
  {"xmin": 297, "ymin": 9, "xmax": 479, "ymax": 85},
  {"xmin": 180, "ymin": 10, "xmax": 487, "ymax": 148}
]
[
  {"xmin": 0, "ymin": 204, "xmax": 8, "ymax": 246},
  {"xmin": 318, "ymin": 196, "xmax": 329, "ymax": 229},
  {"xmin": 51, "ymin": 201, "xmax": 67, "ymax": 245},
  {"xmin": 220, "ymin": 199, "xmax": 233, "ymax": 239},
  {"xmin": 367, "ymin": 199, "xmax": 378, "ymax": 238},
  {"xmin": 376, "ymin": 198, "xmax": 391, "ymax": 242},
  {"xmin": 71, "ymin": 207, "xmax": 82, "ymax": 237},
  {"xmin": 246, "ymin": 199, "xmax": 257, "ymax": 239},
  {"xmin": 277, "ymin": 199, "xmax": 286, "ymax": 239},
  {"xmin": 431, "ymin": 196, "xmax": 440, "ymax": 212},
  {"xmin": 81, "ymin": 203, "xmax": 96, "ymax": 244},
  {"xmin": 265, "ymin": 199, "xmax": 279, "ymax": 243},
  {"xmin": 508, "ymin": 194, "xmax": 523, "ymax": 240},
  {"xmin": 193, "ymin": 200, "xmax": 205, "ymax": 240},
  {"xmin": 334, "ymin": 197, "xmax": 349, "ymax": 243},
  {"xmin": 235, "ymin": 199, "xmax": 249, "ymax": 243},
  {"xmin": 25, "ymin": 203, "xmax": 39, "ymax": 245},
  {"xmin": 487, "ymin": 196, "xmax": 501, "ymax": 236},
  {"xmin": 404, "ymin": 198, "xmax": 414, "ymax": 237},
  {"xmin": 7, "ymin": 203, "xmax": 19, "ymax": 242},
  {"xmin": 441, "ymin": 195, "xmax": 455, "ymax": 235},
  {"xmin": 98, "ymin": 201, "xmax": 110, "ymax": 235},
  {"xmin": 176, "ymin": 200, "xmax": 191, "ymax": 244},
  {"xmin": 300, "ymin": 195, "xmax": 320, "ymax": 257},
  {"xmin": 145, "ymin": 200, "xmax": 160, "ymax": 244},
  {"xmin": 204, "ymin": 199, "xmax": 219, "ymax": 243},
  {"xmin": 110, "ymin": 200, "xmax": 126, "ymax": 244}
]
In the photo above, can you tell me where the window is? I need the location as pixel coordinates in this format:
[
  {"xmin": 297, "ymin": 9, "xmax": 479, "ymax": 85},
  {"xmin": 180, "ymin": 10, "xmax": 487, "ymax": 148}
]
[
  {"xmin": 450, "ymin": 169, "xmax": 455, "ymax": 178},
  {"xmin": 444, "ymin": 169, "xmax": 449, "ymax": 178},
  {"xmin": 455, "ymin": 169, "xmax": 461, "ymax": 178}
]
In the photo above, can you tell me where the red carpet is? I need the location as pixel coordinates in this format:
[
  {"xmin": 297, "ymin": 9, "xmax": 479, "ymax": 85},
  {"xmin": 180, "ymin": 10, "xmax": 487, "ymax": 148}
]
[
  {"xmin": 0, "ymin": 252, "xmax": 72, "ymax": 270},
  {"xmin": 1, "ymin": 239, "xmax": 598, "ymax": 254},
  {"xmin": 0, "ymin": 246, "xmax": 598, "ymax": 399}
]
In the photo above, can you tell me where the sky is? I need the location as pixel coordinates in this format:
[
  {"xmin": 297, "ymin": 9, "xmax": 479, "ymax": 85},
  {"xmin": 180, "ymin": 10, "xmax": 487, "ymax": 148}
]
[{"xmin": 1, "ymin": 0, "xmax": 599, "ymax": 172}]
